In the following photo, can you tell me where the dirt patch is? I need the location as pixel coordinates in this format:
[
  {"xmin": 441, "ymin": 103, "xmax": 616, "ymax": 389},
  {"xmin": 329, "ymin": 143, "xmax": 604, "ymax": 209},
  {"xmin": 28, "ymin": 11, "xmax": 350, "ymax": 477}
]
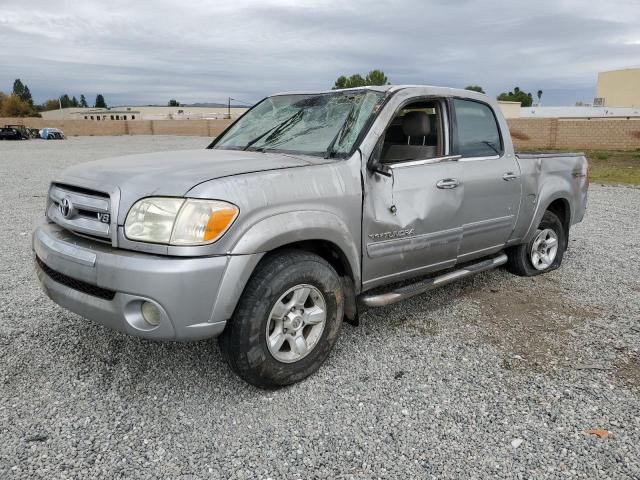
[
  {"xmin": 614, "ymin": 354, "xmax": 640, "ymax": 389},
  {"xmin": 468, "ymin": 276, "xmax": 601, "ymax": 373},
  {"xmin": 510, "ymin": 130, "xmax": 530, "ymax": 141},
  {"xmin": 391, "ymin": 313, "xmax": 439, "ymax": 336}
]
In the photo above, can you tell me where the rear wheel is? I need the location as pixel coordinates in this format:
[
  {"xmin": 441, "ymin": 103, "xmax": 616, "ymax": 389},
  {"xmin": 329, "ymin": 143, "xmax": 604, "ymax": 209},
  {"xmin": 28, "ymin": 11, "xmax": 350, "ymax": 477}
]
[
  {"xmin": 506, "ymin": 210, "xmax": 566, "ymax": 276},
  {"xmin": 218, "ymin": 250, "xmax": 344, "ymax": 389}
]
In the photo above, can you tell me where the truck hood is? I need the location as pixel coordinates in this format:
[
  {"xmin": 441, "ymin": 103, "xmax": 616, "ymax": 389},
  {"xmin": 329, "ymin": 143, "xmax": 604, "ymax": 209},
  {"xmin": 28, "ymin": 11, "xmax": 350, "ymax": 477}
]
[{"xmin": 58, "ymin": 148, "xmax": 321, "ymax": 224}]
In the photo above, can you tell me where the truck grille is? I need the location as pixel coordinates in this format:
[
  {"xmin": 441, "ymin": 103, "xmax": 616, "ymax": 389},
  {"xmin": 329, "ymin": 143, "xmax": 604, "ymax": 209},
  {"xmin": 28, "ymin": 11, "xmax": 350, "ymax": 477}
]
[
  {"xmin": 36, "ymin": 256, "xmax": 116, "ymax": 300},
  {"xmin": 47, "ymin": 183, "xmax": 113, "ymax": 243}
]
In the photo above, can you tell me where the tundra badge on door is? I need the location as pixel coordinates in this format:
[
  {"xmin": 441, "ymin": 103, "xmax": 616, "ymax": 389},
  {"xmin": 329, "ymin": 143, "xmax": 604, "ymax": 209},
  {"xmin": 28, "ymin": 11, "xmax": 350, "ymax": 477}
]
[{"xmin": 368, "ymin": 228, "xmax": 415, "ymax": 241}]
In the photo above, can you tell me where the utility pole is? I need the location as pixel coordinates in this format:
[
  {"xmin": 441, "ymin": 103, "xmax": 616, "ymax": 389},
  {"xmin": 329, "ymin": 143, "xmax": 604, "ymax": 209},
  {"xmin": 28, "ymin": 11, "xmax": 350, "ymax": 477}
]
[{"xmin": 227, "ymin": 97, "xmax": 231, "ymax": 119}]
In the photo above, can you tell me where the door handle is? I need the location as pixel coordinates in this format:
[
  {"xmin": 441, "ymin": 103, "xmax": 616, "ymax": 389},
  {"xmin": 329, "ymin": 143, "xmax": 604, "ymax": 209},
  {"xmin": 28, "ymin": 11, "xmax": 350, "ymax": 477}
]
[
  {"xmin": 502, "ymin": 172, "xmax": 518, "ymax": 181},
  {"xmin": 436, "ymin": 178, "xmax": 460, "ymax": 189}
]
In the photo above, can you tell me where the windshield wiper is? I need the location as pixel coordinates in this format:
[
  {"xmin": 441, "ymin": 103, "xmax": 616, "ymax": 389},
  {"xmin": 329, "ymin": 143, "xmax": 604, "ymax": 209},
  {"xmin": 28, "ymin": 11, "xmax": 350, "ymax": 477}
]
[
  {"xmin": 243, "ymin": 110, "xmax": 304, "ymax": 151},
  {"xmin": 324, "ymin": 102, "xmax": 358, "ymax": 159}
]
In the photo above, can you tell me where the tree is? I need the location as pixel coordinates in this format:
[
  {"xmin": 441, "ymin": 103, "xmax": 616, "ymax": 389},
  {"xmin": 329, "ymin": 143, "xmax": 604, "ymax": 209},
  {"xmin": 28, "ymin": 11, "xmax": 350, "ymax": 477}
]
[
  {"xmin": 23, "ymin": 86, "xmax": 33, "ymax": 105},
  {"xmin": 0, "ymin": 93, "xmax": 33, "ymax": 117},
  {"xmin": 71, "ymin": 96, "xmax": 79, "ymax": 107},
  {"xmin": 333, "ymin": 69, "xmax": 390, "ymax": 89},
  {"xmin": 94, "ymin": 94, "xmax": 107, "ymax": 108},
  {"xmin": 42, "ymin": 99, "xmax": 61, "ymax": 111},
  {"xmin": 333, "ymin": 75, "xmax": 348, "ymax": 89},
  {"xmin": 497, "ymin": 87, "xmax": 534, "ymax": 107},
  {"xmin": 537, "ymin": 90, "xmax": 543, "ymax": 103},
  {"xmin": 59, "ymin": 94, "xmax": 72, "ymax": 108},
  {"xmin": 12, "ymin": 78, "xmax": 33, "ymax": 105},
  {"xmin": 347, "ymin": 74, "xmax": 366, "ymax": 88},
  {"xmin": 168, "ymin": 99, "xmax": 180, "ymax": 107},
  {"xmin": 465, "ymin": 85, "xmax": 485, "ymax": 93},
  {"xmin": 79, "ymin": 94, "xmax": 88, "ymax": 108},
  {"xmin": 12, "ymin": 79, "xmax": 25, "ymax": 97},
  {"xmin": 365, "ymin": 69, "xmax": 388, "ymax": 86}
]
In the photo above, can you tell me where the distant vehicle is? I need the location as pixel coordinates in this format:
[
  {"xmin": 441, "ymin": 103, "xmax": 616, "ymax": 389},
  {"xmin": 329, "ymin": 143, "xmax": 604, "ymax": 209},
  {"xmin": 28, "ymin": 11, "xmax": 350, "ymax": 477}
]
[
  {"xmin": 0, "ymin": 124, "xmax": 30, "ymax": 140},
  {"xmin": 39, "ymin": 128, "xmax": 66, "ymax": 140},
  {"xmin": 33, "ymin": 85, "xmax": 589, "ymax": 388}
]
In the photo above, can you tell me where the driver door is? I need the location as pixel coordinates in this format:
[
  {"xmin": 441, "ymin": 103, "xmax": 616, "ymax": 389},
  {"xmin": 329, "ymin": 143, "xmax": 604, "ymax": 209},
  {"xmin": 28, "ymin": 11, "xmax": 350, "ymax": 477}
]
[{"xmin": 361, "ymin": 98, "xmax": 464, "ymax": 290}]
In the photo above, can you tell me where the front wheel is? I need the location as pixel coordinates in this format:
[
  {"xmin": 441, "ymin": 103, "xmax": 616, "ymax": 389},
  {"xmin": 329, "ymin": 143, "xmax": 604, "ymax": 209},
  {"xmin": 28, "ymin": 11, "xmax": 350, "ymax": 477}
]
[
  {"xmin": 218, "ymin": 250, "xmax": 344, "ymax": 389},
  {"xmin": 505, "ymin": 210, "xmax": 566, "ymax": 276}
]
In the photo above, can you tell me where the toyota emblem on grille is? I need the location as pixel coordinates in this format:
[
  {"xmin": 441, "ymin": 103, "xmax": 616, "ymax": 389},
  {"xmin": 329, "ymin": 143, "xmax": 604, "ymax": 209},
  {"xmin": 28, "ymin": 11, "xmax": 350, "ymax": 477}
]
[{"xmin": 59, "ymin": 197, "xmax": 73, "ymax": 218}]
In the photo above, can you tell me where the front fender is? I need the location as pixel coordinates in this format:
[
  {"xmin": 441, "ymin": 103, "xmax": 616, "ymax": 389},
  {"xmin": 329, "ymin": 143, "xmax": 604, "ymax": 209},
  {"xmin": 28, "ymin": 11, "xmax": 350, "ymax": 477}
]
[{"xmin": 230, "ymin": 210, "xmax": 361, "ymax": 288}]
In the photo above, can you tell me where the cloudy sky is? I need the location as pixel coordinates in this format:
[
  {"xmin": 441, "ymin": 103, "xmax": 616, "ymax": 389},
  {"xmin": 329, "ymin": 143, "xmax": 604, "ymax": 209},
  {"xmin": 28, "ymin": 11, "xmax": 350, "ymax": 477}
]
[{"xmin": 1, "ymin": 0, "xmax": 638, "ymax": 106}]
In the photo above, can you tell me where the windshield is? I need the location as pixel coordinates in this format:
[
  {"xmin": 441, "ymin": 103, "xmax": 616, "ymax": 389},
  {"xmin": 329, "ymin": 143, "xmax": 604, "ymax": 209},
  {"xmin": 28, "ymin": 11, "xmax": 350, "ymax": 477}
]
[{"xmin": 213, "ymin": 90, "xmax": 385, "ymax": 157}]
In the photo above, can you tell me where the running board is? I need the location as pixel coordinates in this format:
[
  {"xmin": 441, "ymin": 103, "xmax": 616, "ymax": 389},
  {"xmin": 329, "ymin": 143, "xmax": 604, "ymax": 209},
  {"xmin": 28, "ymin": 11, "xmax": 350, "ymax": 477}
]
[{"xmin": 359, "ymin": 253, "xmax": 508, "ymax": 308}]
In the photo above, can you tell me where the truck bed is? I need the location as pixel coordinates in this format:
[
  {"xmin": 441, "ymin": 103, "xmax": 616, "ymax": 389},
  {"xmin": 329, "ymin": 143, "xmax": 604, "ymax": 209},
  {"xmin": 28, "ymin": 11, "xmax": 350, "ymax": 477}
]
[{"xmin": 511, "ymin": 152, "xmax": 589, "ymax": 243}]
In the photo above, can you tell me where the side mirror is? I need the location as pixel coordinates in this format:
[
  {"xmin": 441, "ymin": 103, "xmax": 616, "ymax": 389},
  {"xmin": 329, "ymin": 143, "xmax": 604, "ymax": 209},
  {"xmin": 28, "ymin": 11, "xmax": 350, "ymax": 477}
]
[{"xmin": 367, "ymin": 136, "xmax": 392, "ymax": 177}]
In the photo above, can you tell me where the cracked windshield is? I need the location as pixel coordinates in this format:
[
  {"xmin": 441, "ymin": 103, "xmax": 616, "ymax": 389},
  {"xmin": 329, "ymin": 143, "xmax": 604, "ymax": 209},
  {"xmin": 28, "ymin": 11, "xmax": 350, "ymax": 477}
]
[{"xmin": 214, "ymin": 90, "xmax": 384, "ymax": 157}]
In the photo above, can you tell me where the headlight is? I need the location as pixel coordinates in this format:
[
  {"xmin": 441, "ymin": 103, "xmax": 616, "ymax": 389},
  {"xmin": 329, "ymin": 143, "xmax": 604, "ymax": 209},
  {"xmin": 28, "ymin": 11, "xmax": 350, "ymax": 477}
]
[
  {"xmin": 124, "ymin": 197, "xmax": 184, "ymax": 244},
  {"xmin": 124, "ymin": 197, "xmax": 238, "ymax": 245}
]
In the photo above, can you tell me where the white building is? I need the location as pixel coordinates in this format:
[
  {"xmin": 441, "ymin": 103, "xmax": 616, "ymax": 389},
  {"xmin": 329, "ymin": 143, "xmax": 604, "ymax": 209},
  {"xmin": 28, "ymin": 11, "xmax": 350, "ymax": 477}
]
[
  {"xmin": 40, "ymin": 106, "xmax": 249, "ymax": 121},
  {"xmin": 520, "ymin": 106, "xmax": 640, "ymax": 118}
]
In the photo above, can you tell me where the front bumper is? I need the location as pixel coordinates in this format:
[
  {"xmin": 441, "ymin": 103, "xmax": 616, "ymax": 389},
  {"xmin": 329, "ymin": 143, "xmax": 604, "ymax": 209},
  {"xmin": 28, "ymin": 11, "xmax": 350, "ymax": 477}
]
[{"xmin": 33, "ymin": 221, "xmax": 259, "ymax": 341}]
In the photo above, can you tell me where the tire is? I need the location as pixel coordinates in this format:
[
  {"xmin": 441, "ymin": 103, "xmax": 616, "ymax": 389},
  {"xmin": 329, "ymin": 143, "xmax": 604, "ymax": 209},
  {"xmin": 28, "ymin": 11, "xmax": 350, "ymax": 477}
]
[
  {"xmin": 218, "ymin": 249, "xmax": 344, "ymax": 389},
  {"xmin": 505, "ymin": 210, "xmax": 566, "ymax": 277}
]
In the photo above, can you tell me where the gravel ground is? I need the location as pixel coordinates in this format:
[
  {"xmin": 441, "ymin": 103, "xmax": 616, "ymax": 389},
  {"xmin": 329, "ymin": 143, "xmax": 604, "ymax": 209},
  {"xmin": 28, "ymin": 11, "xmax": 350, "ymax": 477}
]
[{"xmin": 1, "ymin": 136, "xmax": 639, "ymax": 479}]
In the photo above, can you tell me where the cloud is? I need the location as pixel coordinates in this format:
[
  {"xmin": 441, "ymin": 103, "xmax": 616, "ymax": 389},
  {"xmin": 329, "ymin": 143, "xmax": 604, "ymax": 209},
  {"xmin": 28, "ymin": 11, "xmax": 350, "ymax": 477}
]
[{"xmin": 0, "ymin": 0, "xmax": 638, "ymax": 105}]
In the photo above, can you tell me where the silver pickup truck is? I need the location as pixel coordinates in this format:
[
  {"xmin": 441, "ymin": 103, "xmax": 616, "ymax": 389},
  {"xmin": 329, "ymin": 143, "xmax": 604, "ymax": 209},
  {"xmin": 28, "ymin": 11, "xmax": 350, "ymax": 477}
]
[{"xmin": 33, "ymin": 86, "xmax": 588, "ymax": 388}]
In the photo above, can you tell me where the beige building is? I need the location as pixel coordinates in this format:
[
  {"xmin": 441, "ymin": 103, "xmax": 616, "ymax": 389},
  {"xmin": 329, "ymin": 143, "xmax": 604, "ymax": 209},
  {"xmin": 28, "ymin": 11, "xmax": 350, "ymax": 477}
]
[
  {"xmin": 595, "ymin": 68, "xmax": 640, "ymax": 107},
  {"xmin": 497, "ymin": 101, "xmax": 522, "ymax": 119}
]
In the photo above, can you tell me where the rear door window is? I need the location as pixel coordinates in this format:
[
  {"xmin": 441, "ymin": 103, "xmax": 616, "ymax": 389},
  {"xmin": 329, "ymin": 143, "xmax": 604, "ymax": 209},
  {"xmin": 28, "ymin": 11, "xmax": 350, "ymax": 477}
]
[{"xmin": 453, "ymin": 99, "xmax": 502, "ymax": 157}]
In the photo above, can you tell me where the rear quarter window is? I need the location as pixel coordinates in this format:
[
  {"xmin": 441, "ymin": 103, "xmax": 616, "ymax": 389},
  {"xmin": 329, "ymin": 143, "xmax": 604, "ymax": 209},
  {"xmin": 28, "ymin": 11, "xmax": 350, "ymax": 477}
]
[{"xmin": 453, "ymin": 99, "xmax": 502, "ymax": 157}]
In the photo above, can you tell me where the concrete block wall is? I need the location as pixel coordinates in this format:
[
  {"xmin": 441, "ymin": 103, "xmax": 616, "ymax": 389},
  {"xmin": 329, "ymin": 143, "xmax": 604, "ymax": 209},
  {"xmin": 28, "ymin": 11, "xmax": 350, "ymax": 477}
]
[
  {"xmin": 0, "ymin": 118, "xmax": 233, "ymax": 138},
  {"xmin": 507, "ymin": 118, "xmax": 640, "ymax": 150},
  {"xmin": 2, "ymin": 117, "xmax": 639, "ymax": 150}
]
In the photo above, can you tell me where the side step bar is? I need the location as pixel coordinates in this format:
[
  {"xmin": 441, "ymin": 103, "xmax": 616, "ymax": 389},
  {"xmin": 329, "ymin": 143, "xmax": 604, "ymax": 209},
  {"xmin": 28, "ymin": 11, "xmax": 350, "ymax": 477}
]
[{"xmin": 359, "ymin": 253, "xmax": 508, "ymax": 308}]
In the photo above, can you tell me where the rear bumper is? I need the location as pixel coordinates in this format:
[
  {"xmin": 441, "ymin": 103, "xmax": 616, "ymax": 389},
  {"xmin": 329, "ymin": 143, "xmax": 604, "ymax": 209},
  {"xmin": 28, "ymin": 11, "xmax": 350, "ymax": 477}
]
[{"xmin": 33, "ymin": 221, "xmax": 260, "ymax": 341}]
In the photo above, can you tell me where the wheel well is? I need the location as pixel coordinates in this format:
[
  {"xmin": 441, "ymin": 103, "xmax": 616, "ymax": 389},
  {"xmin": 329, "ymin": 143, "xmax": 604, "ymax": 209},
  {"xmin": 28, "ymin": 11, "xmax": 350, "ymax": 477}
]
[
  {"xmin": 546, "ymin": 198, "xmax": 571, "ymax": 242},
  {"xmin": 269, "ymin": 240, "xmax": 359, "ymax": 325},
  {"xmin": 270, "ymin": 240, "xmax": 355, "ymax": 282}
]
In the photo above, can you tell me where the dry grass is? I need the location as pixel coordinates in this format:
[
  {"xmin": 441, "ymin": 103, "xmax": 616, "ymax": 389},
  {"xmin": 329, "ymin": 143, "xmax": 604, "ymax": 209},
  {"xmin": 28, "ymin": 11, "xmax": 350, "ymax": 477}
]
[
  {"xmin": 585, "ymin": 150, "xmax": 640, "ymax": 185},
  {"xmin": 524, "ymin": 149, "xmax": 640, "ymax": 185}
]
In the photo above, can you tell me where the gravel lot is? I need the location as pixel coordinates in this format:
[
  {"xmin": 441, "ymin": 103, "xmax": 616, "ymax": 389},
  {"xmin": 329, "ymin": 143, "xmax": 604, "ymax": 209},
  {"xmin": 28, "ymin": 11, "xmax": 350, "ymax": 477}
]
[{"xmin": 1, "ymin": 136, "xmax": 639, "ymax": 479}]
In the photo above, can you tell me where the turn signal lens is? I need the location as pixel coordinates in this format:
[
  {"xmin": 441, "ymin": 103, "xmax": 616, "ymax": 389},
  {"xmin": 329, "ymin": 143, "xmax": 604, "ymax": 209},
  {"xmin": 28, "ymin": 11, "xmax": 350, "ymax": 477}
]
[
  {"xmin": 170, "ymin": 200, "xmax": 239, "ymax": 245},
  {"xmin": 204, "ymin": 207, "xmax": 239, "ymax": 241}
]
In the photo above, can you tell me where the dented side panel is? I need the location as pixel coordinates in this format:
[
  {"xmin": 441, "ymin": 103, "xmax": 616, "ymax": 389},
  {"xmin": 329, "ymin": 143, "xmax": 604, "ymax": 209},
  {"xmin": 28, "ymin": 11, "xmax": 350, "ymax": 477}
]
[
  {"xmin": 361, "ymin": 161, "xmax": 464, "ymax": 289},
  {"xmin": 186, "ymin": 154, "xmax": 363, "ymax": 286},
  {"xmin": 510, "ymin": 153, "xmax": 589, "ymax": 244}
]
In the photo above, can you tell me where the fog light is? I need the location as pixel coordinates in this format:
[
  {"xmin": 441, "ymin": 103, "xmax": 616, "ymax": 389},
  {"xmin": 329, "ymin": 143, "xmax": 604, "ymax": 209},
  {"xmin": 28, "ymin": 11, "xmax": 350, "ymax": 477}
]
[{"xmin": 141, "ymin": 301, "xmax": 162, "ymax": 327}]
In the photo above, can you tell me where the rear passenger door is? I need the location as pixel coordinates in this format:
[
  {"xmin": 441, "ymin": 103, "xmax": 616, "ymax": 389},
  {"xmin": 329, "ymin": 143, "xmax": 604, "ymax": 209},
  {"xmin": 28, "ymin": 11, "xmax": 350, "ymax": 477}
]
[{"xmin": 451, "ymin": 98, "xmax": 522, "ymax": 262}]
